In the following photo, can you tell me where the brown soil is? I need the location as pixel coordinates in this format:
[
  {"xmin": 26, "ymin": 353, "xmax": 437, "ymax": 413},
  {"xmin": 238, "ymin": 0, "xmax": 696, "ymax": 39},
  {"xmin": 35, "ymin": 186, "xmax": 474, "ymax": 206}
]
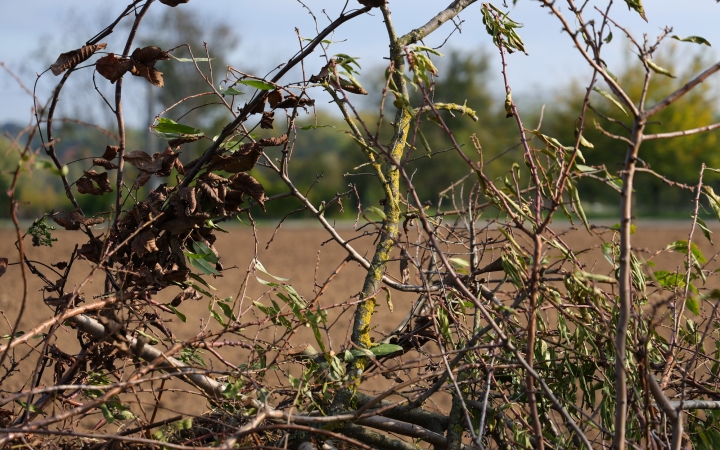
[{"xmin": 0, "ymin": 220, "xmax": 716, "ymax": 439}]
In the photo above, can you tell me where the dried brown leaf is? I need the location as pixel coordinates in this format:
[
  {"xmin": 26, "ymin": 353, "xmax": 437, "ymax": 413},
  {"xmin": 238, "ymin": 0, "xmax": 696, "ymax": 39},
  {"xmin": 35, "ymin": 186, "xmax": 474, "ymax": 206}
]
[
  {"xmin": 168, "ymin": 136, "xmax": 200, "ymax": 147},
  {"xmin": 132, "ymin": 63, "xmax": 164, "ymax": 87},
  {"xmin": 131, "ymin": 46, "xmax": 169, "ymax": 67},
  {"xmin": 54, "ymin": 210, "xmax": 105, "ymax": 231},
  {"xmin": 249, "ymin": 97, "xmax": 266, "ymax": 115},
  {"xmin": 208, "ymin": 144, "xmax": 262, "ymax": 173},
  {"xmin": 229, "ymin": 172, "xmax": 266, "ymax": 210},
  {"xmin": 134, "ymin": 172, "xmax": 153, "ymax": 188},
  {"xmin": 93, "ymin": 158, "xmax": 119, "ymax": 170},
  {"xmin": 163, "ymin": 266, "xmax": 190, "ymax": 283},
  {"xmin": 124, "ymin": 150, "xmax": 162, "ymax": 173},
  {"xmin": 171, "ymin": 287, "xmax": 200, "ymax": 306},
  {"xmin": 102, "ymin": 145, "xmax": 119, "ymax": 160},
  {"xmin": 96, "ymin": 53, "xmax": 131, "ymax": 83},
  {"xmin": 275, "ymin": 95, "xmax": 315, "ymax": 109},
  {"xmin": 132, "ymin": 229, "xmax": 159, "ymax": 258},
  {"xmin": 224, "ymin": 189, "xmax": 244, "ymax": 206},
  {"xmin": 0, "ymin": 258, "xmax": 7, "ymax": 278},
  {"xmin": 259, "ymin": 134, "xmax": 288, "ymax": 147},
  {"xmin": 268, "ymin": 90, "xmax": 283, "ymax": 109},
  {"xmin": 260, "ymin": 111, "xmax": 274, "ymax": 129},
  {"xmin": 51, "ymin": 43, "xmax": 107, "ymax": 76},
  {"xmin": 156, "ymin": 147, "xmax": 180, "ymax": 177},
  {"xmin": 52, "ymin": 211, "xmax": 80, "ymax": 230},
  {"xmin": 85, "ymin": 170, "xmax": 112, "ymax": 190},
  {"xmin": 78, "ymin": 238, "xmax": 103, "ymax": 263},
  {"xmin": 159, "ymin": 0, "xmax": 190, "ymax": 5},
  {"xmin": 309, "ymin": 63, "xmax": 331, "ymax": 83},
  {"xmin": 357, "ymin": 0, "xmax": 386, "ymax": 6}
]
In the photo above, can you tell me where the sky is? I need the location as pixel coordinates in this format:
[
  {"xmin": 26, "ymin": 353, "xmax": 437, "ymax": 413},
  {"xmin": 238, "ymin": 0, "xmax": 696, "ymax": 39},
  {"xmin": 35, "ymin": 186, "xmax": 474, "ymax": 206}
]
[{"xmin": 1, "ymin": 0, "xmax": 719, "ymax": 127}]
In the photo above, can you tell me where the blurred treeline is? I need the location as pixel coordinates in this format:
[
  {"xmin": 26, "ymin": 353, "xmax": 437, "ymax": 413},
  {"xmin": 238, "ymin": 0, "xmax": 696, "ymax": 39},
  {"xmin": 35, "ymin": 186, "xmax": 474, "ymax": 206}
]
[{"xmin": 2, "ymin": 9, "xmax": 719, "ymax": 221}]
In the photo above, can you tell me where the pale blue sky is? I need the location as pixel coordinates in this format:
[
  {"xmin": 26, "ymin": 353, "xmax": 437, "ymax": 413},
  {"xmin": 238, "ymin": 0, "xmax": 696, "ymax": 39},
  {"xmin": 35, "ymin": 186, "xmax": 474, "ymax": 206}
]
[{"xmin": 1, "ymin": 0, "xmax": 718, "ymax": 126}]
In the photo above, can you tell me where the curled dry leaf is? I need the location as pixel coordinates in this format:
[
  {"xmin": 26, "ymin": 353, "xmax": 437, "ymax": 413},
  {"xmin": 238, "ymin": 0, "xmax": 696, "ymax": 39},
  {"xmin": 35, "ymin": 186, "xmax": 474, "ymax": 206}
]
[
  {"xmin": 249, "ymin": 97, "xmax": 266, "ymax": 115},
  {"xmin": 260, "ymin": 111, "xmax": 274, "ymax": 129},
  {"xmin": 0, "ymin": 258, "xmax": 7, "ymax": 278},
  {"xmin": 229, "ymin": 172, "xmax": 266, "ymax": 210},
  {"xmin": 309, "ymin": 63, "xmax": 331, "ymax": 83},
  {"xmin": 93, "ymin": 158, "xmax": 119, "ymax": 170},
  {"xmin": 275, "ymin": 95, "xmax": 315, "ymax": 109},
  {"xmin": 331, "ymin": 76, "xmax": 368, "ymax": 95},
  {"xmin": 171, "ymin": 287, "xmax": 200, "ymax": 307},
  {"xmin": 160, "ymin": 0, "xmax": 190, "ymax": 6},
  {"xmin": 134, "ymin": 172, "xmax": 153, "ymax": 189},
  {"xmin": 77, "ymin": 170, "xmax": 113, "ymax": 195},
  {"xmin": 131, "ymin": 46, "xmax": 169, "ymax": 67},
  {"xmin": 78, "ymin": 237, "xmax": 103, "ymax": 263},
  {"xmin": 208, "ymin": 144, "xmax": 263, "ymax": 173},
  {"xmin": 51, "ymin": 43, "xmax": 107, "ymax": 76},
  {"xmin": 53, "ymin": 210, "xmax": 105, "ymax": 230},
  {"xmin": 268, "ymin": 90, "xmax": 283, "ymax": 109},
  {"xmin": 124, "ymin": 150, "xmax": 161, "ymax": 173},
  {"xmin": 132, "ymin": 229, "xmax": 159, "ymax": 258},
  {"xmin": 96, "ymin": 54, "xmax": 132, "ymax": 83},
  {"xmin": 259, "ymin": 134, "xmax": 288, "ymax": 147},
  {"xmin": 357, "ymin": 0, "xmax": 386, "ymax": 6},
  {"xmin": 131, "ymin": 63, "xmax": 164, "ymax": 87},
  {"xmin": 168, "ymin": 135, "xmax": 200, "ymax": 147},
  {"xmin": 102, "ymin": 145, "xmax": 119, "ymax": 160}
]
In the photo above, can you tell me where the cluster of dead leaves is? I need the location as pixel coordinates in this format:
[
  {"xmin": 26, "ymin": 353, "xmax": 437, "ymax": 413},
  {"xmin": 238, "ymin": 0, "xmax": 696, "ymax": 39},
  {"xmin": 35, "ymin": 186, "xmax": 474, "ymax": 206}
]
[
  {"xmin": 96, "ymin": 46, "xmax": 169, "ymax": 87},
  {"xmin": 124, "ymin": 147, "xmax": 184, "ymax": 188},
  {"xmin": 49, "ymin": 130, "xmax": 285, "ymax": 305},
  {"xmin": 248, "ymin": 90, "xmax": 316, "ymax": 129}
]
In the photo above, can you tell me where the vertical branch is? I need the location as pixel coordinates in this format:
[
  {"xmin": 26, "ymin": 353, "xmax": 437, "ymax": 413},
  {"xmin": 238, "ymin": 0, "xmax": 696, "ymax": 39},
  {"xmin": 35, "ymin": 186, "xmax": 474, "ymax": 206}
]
[
  {"xmin": 113, "ymin": 0, "xmax": 154, "ymax": 229},
  {"xmin": 349, "ymin": 3, "xmax": 411, "ymax": 378},
  {"xmin": 495, "ymin": 23, "xmax": 545, "ymax": 450},
  {"xmin": 614, "ymin": 120, "xmax": 645, "ymax": 450}
]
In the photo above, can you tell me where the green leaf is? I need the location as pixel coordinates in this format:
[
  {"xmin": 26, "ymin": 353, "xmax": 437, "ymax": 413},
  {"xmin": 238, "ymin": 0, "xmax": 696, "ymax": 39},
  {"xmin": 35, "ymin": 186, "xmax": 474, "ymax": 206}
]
[
  {"xmin": 189, "ymin": 272, "xmax": 217, "ymax": 291},
  {"xmin": 174, "ymin": 418, "xmax": 193, "ymax": 430},
  {"xmin": 170, "ymin": 55, "xmax": 213, "ymax": 62},
  {"xmin": 623, "ymin": 0, "xmax": 647, "ymax": 21},
  {"xmin": 686, "ymin": 296, "xmax": 700, "ymax": 315},
  {"xmin": 100, "ymin": 403, "xmax": 115, "ymax": 424},
  {"xmin": 671, "ymin": 35, "xmax": 711, "ymax": 46},
  {"xmin": 192, "ymin": 241, "xmax": 218, "ymax": 264},
  {"xmin": 217, "ymin": 301, "xmax": 236, "ymax": 321},
  {"xmin": 646, "ymin": 59, "xmax": 675, "ymax": 78},
  {"xmin": 239, "ymin": 79, "xmax": 275, "ymax": 90},
  {"xmin": 167, "ymin": 305, "xmax": 186, "ymax": 323},
  {"xmin": 114, "ymin": 410, "xmax": 135, "ymax": 421},
  {"xmin": 610, "ymin": 223, "xmax": 637, "ymax": 234},
  {"xmin": 254, "ymin": 259, "xmax": 290, "ymax": 281},
  {"xmin": 592, "ymin": 87, "xmax": 627, "ymax": 116},
  {"xmin": 153, "ymin": 118, "xmax": 204, "ymax": 140},
  {"xmin": 697, "ymin": 217, "xmax": 714, "ymax": 244},
  {"xmin": 219, "ymin": 86, "xmax": 245, "ymax": 96},
  {"xmin": 370, "ymin": 343, "xmax": 403, "ymax": 356},
  {"xmin": 604, "ymin": 31, "xmax": 613, "ymax": 44},
  {"xmin": 188, "ymin": 257, "xmax": 220, "ymax": 276},
  {"xmin": 366, "ymin": 206, "xmax": 387, "ymax": 221},
  {"xmin": 210, "ymin": 309, "xmax": 226, "ymax": 326},
  {"xmin": 667, "ymin": 240, "xmax": 706, "ymax": 264}
]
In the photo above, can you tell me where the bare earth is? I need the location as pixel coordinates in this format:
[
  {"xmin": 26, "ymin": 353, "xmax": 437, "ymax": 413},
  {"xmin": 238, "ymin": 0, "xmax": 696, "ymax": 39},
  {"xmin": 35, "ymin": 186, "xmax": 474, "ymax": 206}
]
[{"xmin": 0, "ymin": 221, "xmax": 716, "ymax": 431}]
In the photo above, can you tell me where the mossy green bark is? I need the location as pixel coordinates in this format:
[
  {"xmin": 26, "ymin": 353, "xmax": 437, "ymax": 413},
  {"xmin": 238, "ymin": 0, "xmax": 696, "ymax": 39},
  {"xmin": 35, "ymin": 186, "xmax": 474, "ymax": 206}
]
[{"xmin": 349, "ymin": 4, "xmax": 411, "ymax": 381}]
